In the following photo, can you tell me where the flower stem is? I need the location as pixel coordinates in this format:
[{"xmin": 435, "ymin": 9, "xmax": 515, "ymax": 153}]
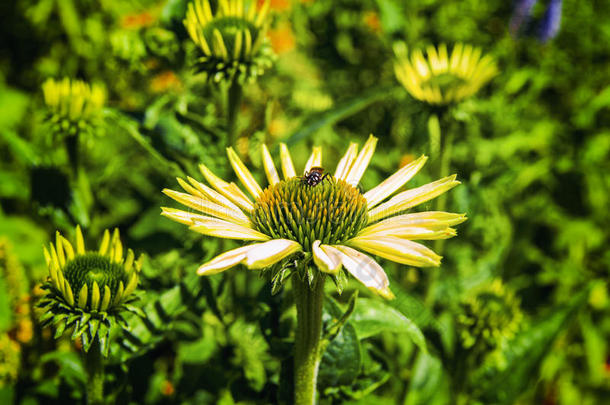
[
  {"xmin": 227, "ymin": 78, "xmax": 243, "ymax": 148},
  {"xmin": 426, "ymin": 112, "xmax": 455, "ymax": 306},
  {"xmin": 293, "ymin": 274, "xmax": 326, "ymax": 405},
  {"xmin": 84, "ymin": 337, "xmax": 104, "ymax": 405}
]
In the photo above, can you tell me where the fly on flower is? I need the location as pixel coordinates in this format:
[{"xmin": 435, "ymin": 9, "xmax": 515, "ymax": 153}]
[{"xmin": 161, "ymin": 136, "xmax": 466, "ymax": 299}]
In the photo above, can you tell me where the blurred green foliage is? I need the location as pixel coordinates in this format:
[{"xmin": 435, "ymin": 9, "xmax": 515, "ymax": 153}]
[{"xmin": 0, "ymin": 0, "xmax": 609, "ymax": 404}]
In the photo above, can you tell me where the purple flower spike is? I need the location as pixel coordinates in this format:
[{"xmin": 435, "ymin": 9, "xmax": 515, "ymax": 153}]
[{"xmin": 539, "ymin": 0, "xmax": 563, "ymax": 42}]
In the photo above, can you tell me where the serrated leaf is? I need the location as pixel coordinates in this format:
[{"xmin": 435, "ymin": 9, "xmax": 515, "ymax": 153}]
[{"xmin": 350, "ymin": 298, "xmax": 427, "ymax": 353}]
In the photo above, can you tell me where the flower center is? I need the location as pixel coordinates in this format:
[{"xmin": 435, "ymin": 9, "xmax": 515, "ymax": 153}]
[
  {"xmin": 63, "ymin": 253, "xmax": 128, "ymax": 304},
  {"xmin": 252, "ymin": 177, "xmax": 368, "ymax": 250}
]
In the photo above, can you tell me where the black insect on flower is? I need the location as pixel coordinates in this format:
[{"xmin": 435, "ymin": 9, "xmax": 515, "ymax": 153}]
[{"xmin": 301, "ymin": 167, "xmax": 332, "ymax": 187}]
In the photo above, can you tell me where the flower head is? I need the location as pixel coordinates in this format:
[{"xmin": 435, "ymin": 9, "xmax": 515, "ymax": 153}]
[
  {"xmin": 162, "ymin": 136, "xmax": 465, "ymax": 299},
  {"xmin": 184, "ymin": 0, "xmax": 274, "ymax": 83},
  {"xmin": 394, "ymin": 43, "xmax": 497, "ymax": 105},
  {"xmin": 37, "ymin": 226, "xmax": 142, "ymax": 356},
  {"xmin": 457, "ymin": 279, "xmax": 523, "ymax": 353},
  {"xmin": 42, "ymin": 78, "xmax": 106, "ymax": 140}
]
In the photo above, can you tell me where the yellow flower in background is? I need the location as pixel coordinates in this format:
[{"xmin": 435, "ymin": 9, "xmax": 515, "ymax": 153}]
[
  {"xmin": 42, "ymin": 78, "xmax": 106, "ymax": 122},
  {"xmin": 394, "ymin": 43, "xmax": 497, "ymax": 105},
  {"xmin": 162, "ymin": 135, "xmax": 466, "ymax": 299},
  {"xmin": 184, "ymin": 0, "xmax": 274, "ymax": 83},
  {"xmin": 38, "ymin": 226, "xmax": 143, "ymax": 355}
]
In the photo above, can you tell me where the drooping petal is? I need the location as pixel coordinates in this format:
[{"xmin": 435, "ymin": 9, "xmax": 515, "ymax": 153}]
[
  {"xmin": 344, "ymin": 135, "xmax": 378, "ymax": 186},
  {"xmin": 312, "ymin": 240, "xmax": 342, "ymax": 274},
  {"xmin": 261, "ymin": 144, "xmax": 280, "ymax": 185},
  {"xmin": 199, "ymin": 163, "xmax": 254, "ymax": 212},
  {"xmin": 303, "ymin": 146, "xmax": 322, "ymax": 174},
  {"xmin": 279, "ymin": 143, "xmax": 297, "ymax": 179},
  {"xmin": 189, "ymin": 217, "xmax": 271, "ymax": 241},
  {"xmin": 359, "ymin": 211, "xmax": 467, "ymax": 237},
  {"xmin": 197, "ymin": 245, "xmax": 254, "ymax": 275},
  {"xmin": 367, "ymin": 175, "xmax": 461, "ymax": 223},
  {"xmin": 245, "ymin": 239, "xmax": 302, "ymax": 269},
  {"xmin": 162, "ymin": 189, "xmax": 251, "ymax": 227},
  {"xmin": 363, "ymin": 155, "xmax": 428, "ymax": 208},
  {"xmin": 334, "ymin": 142, "xmax": 358, "ymax": 180},
  {"xmin": 348, "ymin": 236, "xmax": 442, "ymax": 267},
  {"xmin": 226, "ymin": 147, "xmax": 263, "ymax": 199},
  {"xmin": 331, "ymin": 245, "xmax": 394, "ymax": 299}
]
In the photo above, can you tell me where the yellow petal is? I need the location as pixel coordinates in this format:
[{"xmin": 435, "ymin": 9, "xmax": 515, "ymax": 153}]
[
  {"xmin": 312, "ymin": 241, "xmax": 342, "ymax": 274},
  {"xmin": 226, "ymin": 147, "xmax": 263, "ymax": 199},
  {"xmin": 331, "ymin": 245, "xmax": 394, "ymax": 299},
  {"xmin": 344, "ymin": 135, "xmax": 378, "ymax": 187},
  {"xmin": 348, "ymin": 236, "xmax": 442, "ymax": 267},
  {"xmin": 244, "ymin": 239, "xmax": 302, "ymax": 269},
  {"xmin": 303, "ymin": 146, "xmax": 322, "ymax": 174},
  {"xmin": 100, "ymin": 285, "xmax": 112, "ymax": 312},
  {"xmin": 279, "ymin": 143, "xmax": 296, "ymax": 179},
  {"xmin": 75, "ymin": 225, "xmax": 86, "ymax": 254},
  {"xmin": 63, "ymin": 279, "xmax": 75, "ymax": 306},
  {"xmin": 124, "ymin": 249, "xmax": 135, "ymax": 274},
  {"xmin": 111, "ymin": 229, "xmax": 123, "ymax": 263},
  {"xmin": 334, "ymin": 142, "xmax": 358, "ymax": 180},
  {"xmin": 367, "ymin": 175, "xmax": 461, "ymax": 223},
  {"xmin": 55, "ymin": 231, "xmax": 66, "ymax": 268},
  {"xmin": 261, "ymin": 144, "xmax": 280, "ymax": 185},
  {"xmin": 78, "ymin": 284, "xmax": 88, "ymax": 309},
  {"xmin": 124, "ymin": 272, "xmax": 138, "ymax": 298},
  {"xmin": 190, "ymin": 217, "xmax": 271, "ymax": 241},
  {"xmin": 91, "ymin": 281, "xmax": 100, "ymax": 311},
  {"xmin": 363, "ymin": 155, "xmax": 428, "ymax": 208},
  {"xmin": 186, "ymin": 175, "xmax": 245, "ymax": 215},
  {"xmin": 99, "ymin": 229, "xmax": 111, "ymax": 256},
  {"xmin": 163, "ymin": 189, "xmax": 251, "ymax": 227},
  {"xmin": 197, "ymin": 245, "xmax": 254, "ymax": 275},
  {"xmin": 359, "ymin": 211, "xmax": 467, "ymax": 237}
]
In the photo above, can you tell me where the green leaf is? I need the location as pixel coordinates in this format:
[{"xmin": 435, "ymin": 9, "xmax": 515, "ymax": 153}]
[
  {"xmin": 350, "ymin": 298, "xmax": 427, "ymax": 353},
  {"xmin": 404, "ymin": 352, "xmax": 450, "ymax": 405},
  {"xmin": 283, "ymin": 86, "xmax": 400, "ymax": 146},
  {"xmin": 318, "ymin": 297, "xmax": 362, "ymax": 389},
  {"xmin": 474, "ymin": 288, "xmax": 590, "ymax": 404}
]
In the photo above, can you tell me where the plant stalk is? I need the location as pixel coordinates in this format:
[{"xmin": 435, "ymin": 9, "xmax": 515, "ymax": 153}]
[
  {"xmin": 84, "ymin": 337, "xmax": 104, "ymax": 405},
  {"xmin": 227, "ymin": 78, "xmax": 243, "ymax": 148},
  {"xmin": 293, "ymin": 274, "xmax": 326, "ymax": 405}
]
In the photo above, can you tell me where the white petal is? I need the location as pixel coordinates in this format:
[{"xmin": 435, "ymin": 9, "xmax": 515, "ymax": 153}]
[
  {"xmin": 331, "ymin": 245, "xmax": 394, "ymax": 299},
  {"xmin": 303, "ymin": 146, "xmax": 322, "ymax": 174},
  {"xmin": 344, "ymin": 134, "xmax": 378, "ymax": 187},
  {"xmin": 227, "ymin": 147, "xmax": 263, "ymax": 199},
  {"xmin": 359, "ymin": 211, "xmax": 467, "ymax": 237},
  {"xmin": 279, "ymin": 143, "xmax": 296, "ymax": 179},
  {"xmin": 197, "ymin": 245, "xmax": 253, "ymax": 275},
  {"xmin": 261, "ymin": 144, "xmax": 280, "ymax": 185},
  {"xmin": 312, "ymin": 241, "xmax": 342, "ymax": 274},
  {"xmin": 199, "ymin": 163, "xmax": 254, "ymax": 212},
  {"xmin": 189, "ymin": 217, "xmax": 271, "ymax": 241},
  {"xmin": 348, "ymin": 236, "xmax": 441, "ymax": 267},
  {"xmin": 334, "ymin": 142, "xmax": 358, "ymax": 180},
  {"xmin": 245, "ymin": 239, "xmax": 302, "ymax": 269},
  {"xmin": 363, "ymin": 155, "xmax": 428, "ymax": 208},
  {"xmin": 367, "ymin": 175, "xmax": 460, "ymax": 223},
  {"xmin": 162, "ymin": 188, "xmax": 251, "ymax": 227}
]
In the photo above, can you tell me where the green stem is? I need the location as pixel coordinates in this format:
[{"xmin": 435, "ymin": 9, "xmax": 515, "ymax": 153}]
[
  {"xmin": 293, "ymin": 274, "xmax": 326, "ymax": 405},
  {"xmin": 84, "ymin": 337, "xmax": 104, "ymax": 405},
  {"xmin": 227, "ymin": 78, "xmax": 243, "ymax": 148},
  {"xmin": 425, "ymin": 114, "xmax": 455, "ymax": 306}
]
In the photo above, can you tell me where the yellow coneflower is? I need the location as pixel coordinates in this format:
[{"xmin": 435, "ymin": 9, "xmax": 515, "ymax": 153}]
[
  {"xmin": 161, "ymin": 135, "xmax": 466, "ymax": 298},
  {"xmin": 394, "ymin": 43, "xmax": 497, "ymax": 105},
  {"xmin": 184, "ymin": 0, "xmax": 274, "ymax": 83},
  {"xmin": 37, "ymin": 226, "xmax": 143, "ymax": 355}
]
